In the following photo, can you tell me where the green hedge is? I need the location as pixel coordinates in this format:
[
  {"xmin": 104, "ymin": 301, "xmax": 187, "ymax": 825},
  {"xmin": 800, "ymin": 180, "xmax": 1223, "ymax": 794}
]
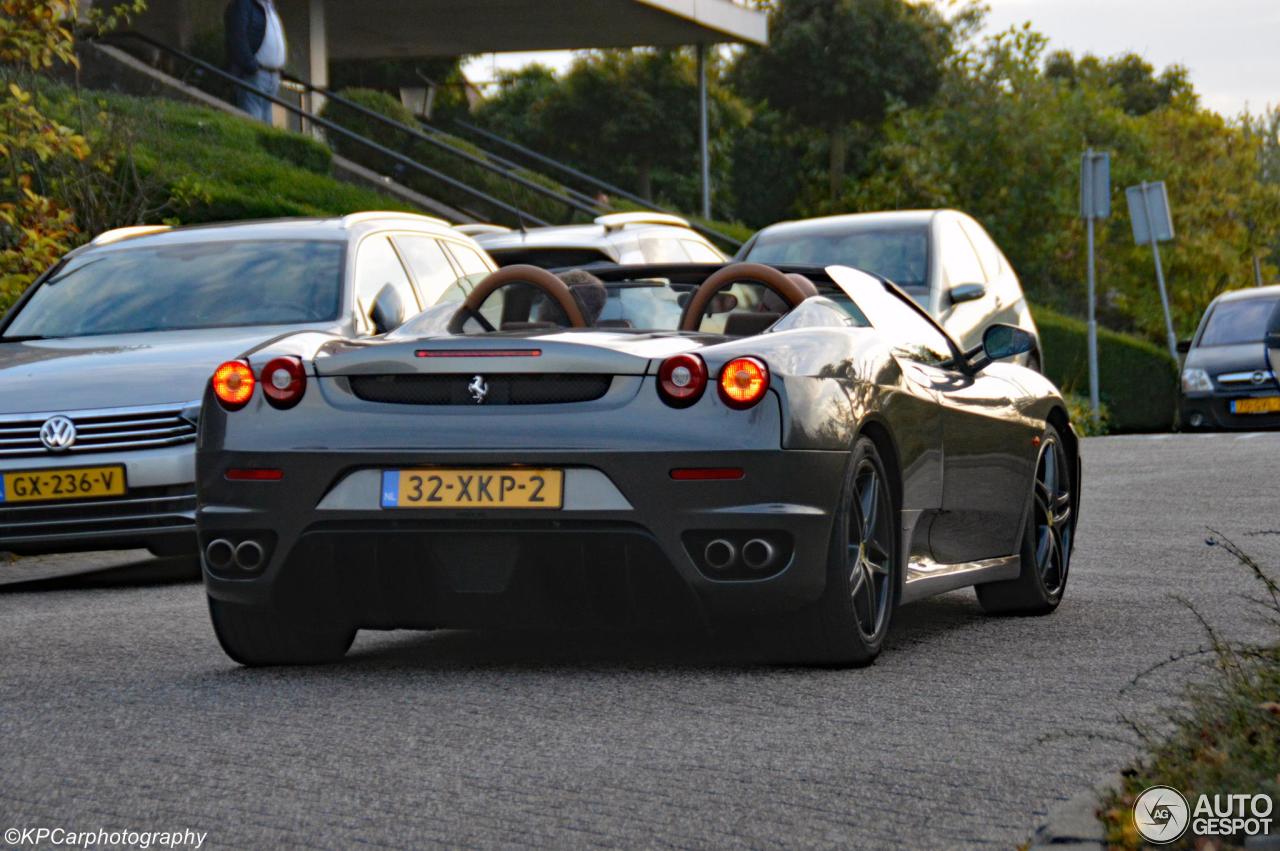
[
  {"xmin": 48, "ymin": 88, "xmax": 415, "ymax": 223},
  {"xmin": 1036, "ymin": 307, "xmax": 1178, "ymax": 432}
]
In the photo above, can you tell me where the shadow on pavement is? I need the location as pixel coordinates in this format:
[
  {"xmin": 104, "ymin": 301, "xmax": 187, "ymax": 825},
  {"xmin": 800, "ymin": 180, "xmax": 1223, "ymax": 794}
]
[
  {"xmin": 0, "ymin": 552, "xmax": 200, "ymax": 592},
  {"xmin": 282, "ymin": 591, "xmax": 989, "ymax": 673}
]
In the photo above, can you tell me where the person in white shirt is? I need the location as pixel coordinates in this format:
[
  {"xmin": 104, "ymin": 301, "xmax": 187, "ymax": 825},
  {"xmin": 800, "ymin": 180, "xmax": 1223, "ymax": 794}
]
[{"xmin": 223, "ymin": 0, "xmax": 287, "ymax": 123}]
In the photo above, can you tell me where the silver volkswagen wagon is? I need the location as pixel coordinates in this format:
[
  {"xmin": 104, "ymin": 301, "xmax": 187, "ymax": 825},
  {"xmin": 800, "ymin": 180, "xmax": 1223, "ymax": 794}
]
[{"xmin": 0, "ymin": 213, "xmax": 497, "ymax": 560}]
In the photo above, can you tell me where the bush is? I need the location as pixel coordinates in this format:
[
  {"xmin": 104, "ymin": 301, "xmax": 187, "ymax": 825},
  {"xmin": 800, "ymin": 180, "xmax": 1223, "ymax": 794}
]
[
  {"xmin": 1036, "ymin": 306, "xmax": 1178, "ymax": 432},
  {"xmin": 254, "ymin": 129, "xmax": 331, "ymax": 174}
]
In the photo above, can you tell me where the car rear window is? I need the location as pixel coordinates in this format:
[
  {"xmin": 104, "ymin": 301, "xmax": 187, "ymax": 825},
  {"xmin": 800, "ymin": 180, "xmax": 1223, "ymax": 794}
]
[
  {"xmin": 6, "ymin": 240, "xmax": 345, "ymax": 338},
  {"xmin": 1197, "ymin": 296, "xmax": 1280, "ymax": 347},
  {"xmin": 745, "ymin": 225, "xmax": 930, "ymax": 292}
]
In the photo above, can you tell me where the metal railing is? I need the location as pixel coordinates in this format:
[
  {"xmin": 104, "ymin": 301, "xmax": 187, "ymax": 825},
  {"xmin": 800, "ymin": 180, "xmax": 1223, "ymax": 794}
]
[
  {"xmin": 99, "ymin": 31, "xmax": 742, "ymax": 248},
  {"xmin": 100, "ymin": 31, "xmax": 552, "ymax": 226},
  {"xmin": 452, "ymin": 118, "xmax": 742, "ymax": 249}
]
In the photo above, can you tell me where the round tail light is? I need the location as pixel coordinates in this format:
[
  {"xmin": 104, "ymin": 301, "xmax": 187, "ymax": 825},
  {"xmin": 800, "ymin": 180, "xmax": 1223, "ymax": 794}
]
[
  {"xmin": 261, "ymin": 356, "xmax": 307, "ymax": 409},
  {"xmin": 212, "ymin": 360, "xmax": 255, "ymax": 411},
  {"xmin": 657, "ymin": 353, "xmax": 707, "ymax": 407},
  {"xmin": 718, "ymin": 357, "xmax": 769, "ymax": 409}
]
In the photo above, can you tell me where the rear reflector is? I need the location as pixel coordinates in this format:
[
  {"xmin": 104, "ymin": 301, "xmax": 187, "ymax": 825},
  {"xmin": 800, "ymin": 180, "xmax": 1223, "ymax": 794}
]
[
  {"xmin": 225, "ymin": 468, "xmax": 284, "ymax": 481},
  {"xmin": 416, "ymin": 349, "xmax": 542, "ymax": 358},
  {"xmin": 670, "ymin": 467, "xmax": 745, "ymax": 481}
]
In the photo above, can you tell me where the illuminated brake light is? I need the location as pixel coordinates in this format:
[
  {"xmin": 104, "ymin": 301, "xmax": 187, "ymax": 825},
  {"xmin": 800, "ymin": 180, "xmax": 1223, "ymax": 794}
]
[
  {"xmin": 657, "ymin": 353, "xmax": 707, "ymax": 407},
  {"xmin": 212, "ymin": 360, "xmax": 255, "ymax": 411},
  {"xmin": 718, "ymin": 357, "xmax": 769, "ymax": 409},
  {"xmin": 261, "ymin": 356, "xmax": 306, "ymax": 409}
]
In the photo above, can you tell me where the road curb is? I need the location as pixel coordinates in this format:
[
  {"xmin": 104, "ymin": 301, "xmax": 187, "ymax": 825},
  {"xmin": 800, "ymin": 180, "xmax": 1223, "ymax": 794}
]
[{"xmin": 1029, "ymin": 780, "xmax": 1116, "ymax": 850}]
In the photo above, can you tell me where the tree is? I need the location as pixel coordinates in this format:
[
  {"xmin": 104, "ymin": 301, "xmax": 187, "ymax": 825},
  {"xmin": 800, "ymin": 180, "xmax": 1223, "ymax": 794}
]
[
  {"xmin": 1045, "ymin": 50, "xmax": 1194, "ymax": 116},
  {"xmin": 0, "ymin": 0, "xmax": 145, "ymax": 308},
  {"xmin": 474, "ymin": 49, "xmax": 747, "ymax": 215},
  {"xmin": 846, "ymin": 24, "xmax": 1280, "ymax": 341},
  {"xmin": 735, "ymin": 0, "xmax": 953, "ymax": 201}
]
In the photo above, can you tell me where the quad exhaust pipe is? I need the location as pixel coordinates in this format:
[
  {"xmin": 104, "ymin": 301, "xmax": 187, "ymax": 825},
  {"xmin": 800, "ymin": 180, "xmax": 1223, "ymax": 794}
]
[
  {"xmin": 204, "ymin": 539, "xmax": 234, "ymax": 571},
  {"xmin": 234, "ymin": 540, "xmax": 264, "ymax": 571},
  {"xmin": 742, "ymin": 538, "xmax": 776, "ymax": 571},
  {"xmin": 703, "ymin": 539, "xmax": 736, "ymax": 571},
  {"xmin": 204, "ymin": 538, "xmax": 265, "ymax": 572}
]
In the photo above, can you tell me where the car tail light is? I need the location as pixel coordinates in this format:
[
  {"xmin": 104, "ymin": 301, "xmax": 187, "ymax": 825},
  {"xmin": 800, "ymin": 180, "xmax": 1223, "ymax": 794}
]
[
  {"xmin": 212, "ymin": 360, "xmax": 255, "ymax": 411},
  {"xmin": 657, "ymin": 353, "xmax": 707, "ymax": 407},
  {"xmin": 718, "ymin": 357, "xmax": 769, "ymax": 409},
  {"xmin": 261, "ymin": 356, "xmax": 306, "ymax": 409}
]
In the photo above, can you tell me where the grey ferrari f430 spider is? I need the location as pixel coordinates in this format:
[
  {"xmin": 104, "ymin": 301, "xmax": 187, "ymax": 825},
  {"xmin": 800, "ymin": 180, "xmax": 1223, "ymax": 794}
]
[{"xmin": 197, "ymin": 261, "xmax": 1079, "ymax": 667}]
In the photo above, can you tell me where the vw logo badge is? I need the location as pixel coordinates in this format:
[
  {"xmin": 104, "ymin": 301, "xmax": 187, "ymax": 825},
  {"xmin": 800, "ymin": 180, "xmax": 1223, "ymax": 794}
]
[
  {"xmin": 468, "ymin": 375, "xmax": 489, "ymax": 405},
  {"xmin": 40, "ymin": 415, "xmax": 77, "ymax": 452}
]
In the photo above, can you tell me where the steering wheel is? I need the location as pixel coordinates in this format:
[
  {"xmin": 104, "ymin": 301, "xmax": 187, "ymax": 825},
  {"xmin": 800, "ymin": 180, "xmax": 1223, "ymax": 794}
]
[
  {"xmin": 447, "ymin": 264, "xmax": 588, "ymax": 334},
  {"xmin": 678, "ymin": 262, "xmax": 813, "ymax": 332}
]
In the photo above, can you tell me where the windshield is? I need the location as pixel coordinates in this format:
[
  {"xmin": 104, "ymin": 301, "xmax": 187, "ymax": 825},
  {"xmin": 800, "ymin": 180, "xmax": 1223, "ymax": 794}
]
[
  {"xmin": 5, "ymin": 240, "xmax": 345, "ymax": 338},
  {"xmin": 745, "ymin": 225, "xmax": 930, "ymax": 292},
  {"xmin": 1198, "ymin": 296, "xmax": 1280, "ymax": 347}
]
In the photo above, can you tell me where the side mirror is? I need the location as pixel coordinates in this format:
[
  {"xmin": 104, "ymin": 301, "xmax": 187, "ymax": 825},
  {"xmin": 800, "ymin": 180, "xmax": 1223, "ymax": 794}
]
[
  {"xmin": 949, "ymin": 283, "xmax": 986, "ymax": 305},
  {"xmin": 982, "ymin": 323, "xmax": 1035, "ymax": 362},
  {"xmin": 370, "ymin": 283, "xmax": 404, "ymax": 335},
  {"xmin": 1176, "ymin": 339, "xmax": 1193, "ymax": 354},
  {"xmin": 1265, "ymin": 330, "xmax": 1280, "ymax": 350}
]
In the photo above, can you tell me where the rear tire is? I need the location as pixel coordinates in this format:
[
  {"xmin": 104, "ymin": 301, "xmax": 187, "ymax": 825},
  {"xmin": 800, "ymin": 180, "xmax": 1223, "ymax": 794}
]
[
  {"xmin": 208, "ymin": 597, "xmax": 355, "ymax": 666},
  {"xmin": 757, "ymin": 436, "xmax": 899, "ymax": 666},
  {"xmin": 975, "ymin": 423, "xmax": 1074, "ymax": 615}
]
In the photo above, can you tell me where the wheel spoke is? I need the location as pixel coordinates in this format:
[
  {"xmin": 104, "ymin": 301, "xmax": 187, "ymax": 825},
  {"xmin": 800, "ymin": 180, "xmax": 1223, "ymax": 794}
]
[
  {"xmin": 862, "ymin": 564, "xmax": 879, "ymax": 627},
  {"xmin": 864, "ymin": 537, "xmax": 891, "ymax": 566},
  {"xmin": 858, "ymin": 473, "xmax": 878, "ymax": 538},
  {"xmin": 1035, "ymin": 526, "xmax": 1053, "ymax": 571},
  {"xmin": 863, "ymin": 554, "xmax": 890, "ymax": 577}
]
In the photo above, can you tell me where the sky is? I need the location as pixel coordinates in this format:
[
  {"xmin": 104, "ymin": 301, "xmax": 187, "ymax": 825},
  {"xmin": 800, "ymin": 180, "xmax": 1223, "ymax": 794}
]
[{"xmin": 462, "ymin": 0, "xmax": 1278, "ymax": 118}]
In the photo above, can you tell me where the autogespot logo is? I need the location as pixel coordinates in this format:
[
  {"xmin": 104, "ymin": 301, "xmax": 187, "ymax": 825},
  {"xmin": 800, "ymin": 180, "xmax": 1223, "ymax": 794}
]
[{"xmin": 1134, "ymin": 785, "xmax": 1190, "ymax": 844}]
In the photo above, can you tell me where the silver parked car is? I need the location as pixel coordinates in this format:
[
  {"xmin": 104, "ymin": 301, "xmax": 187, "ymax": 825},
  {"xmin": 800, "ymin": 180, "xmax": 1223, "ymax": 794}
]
[
  {"xmin": 0, "ymin": 213, "xmax": 497, "ymax": 559},
  {"xmin": 738, "ymin": 210, "xmax": 1043, "ymax": 371},
  {"xmin": 467, "ymin": 212, "xmax": 727, "ymax": 269}
]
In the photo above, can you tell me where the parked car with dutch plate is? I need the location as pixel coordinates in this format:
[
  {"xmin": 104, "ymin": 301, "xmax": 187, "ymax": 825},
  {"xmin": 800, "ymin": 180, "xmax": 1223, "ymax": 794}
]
[
  {"xmin": 0, "ymin": 213, "xmax": 497, "ymax": 561},
  {"xmin": 736, "ymin": 210, "xmax": 1043, "ymax": 371},
  {"xmin": 1179, "ymin": 284, "xmax": 1280, "ymax": 429}
]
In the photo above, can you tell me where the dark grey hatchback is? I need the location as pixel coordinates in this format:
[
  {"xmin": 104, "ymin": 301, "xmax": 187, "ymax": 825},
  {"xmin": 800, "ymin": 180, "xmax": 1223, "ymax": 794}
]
[{"xmin": 1180, "ymin": 284, "xmax": 1280, "ymax": 429}]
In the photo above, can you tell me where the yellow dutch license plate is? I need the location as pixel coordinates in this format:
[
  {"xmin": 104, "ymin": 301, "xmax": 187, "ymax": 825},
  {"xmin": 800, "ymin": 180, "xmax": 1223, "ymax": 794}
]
[
  {"xmin": 1, "ymin": 465, "xmax": 126, "ymax": 503},
  {"xmin": 381, "ymin": 468, "xmax": 564, "ymax": 509},
  {"xmin": 1232, "ymin": 396, "xmax": 1280, "ymax": 414}
]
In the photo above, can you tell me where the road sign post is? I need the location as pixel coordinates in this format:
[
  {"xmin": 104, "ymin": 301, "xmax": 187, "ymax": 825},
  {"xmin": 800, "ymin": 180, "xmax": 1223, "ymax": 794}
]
[
  {"xmin": 1125, "ymin": 181, "xmax": 1178, "ymax": 361},
  {"xmin": 1080, "ymin": 150, "xmax": 1110, "ymax": 424}
]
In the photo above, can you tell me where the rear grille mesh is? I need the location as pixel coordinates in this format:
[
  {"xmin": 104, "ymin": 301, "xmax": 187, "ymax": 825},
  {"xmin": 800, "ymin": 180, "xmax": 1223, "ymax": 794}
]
[
  {"xmin": 0, "ymin": 405, "xmax": 198, "ymax": 458},
  {"xmin": 349, "ymin": 374, "xmax": 612, "ymax": 406}
]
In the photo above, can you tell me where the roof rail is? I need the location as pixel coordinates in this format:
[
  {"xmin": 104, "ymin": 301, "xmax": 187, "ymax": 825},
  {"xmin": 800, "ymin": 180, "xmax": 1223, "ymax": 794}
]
[
  {"xmin": 341, "ymin": 211, "xmax": 450, "ymax": 228},
  {"xmin": 90, "ymin": 225, "xmax": 172, "ymax": 246},
  {"xmin": 454, "ymin": 223, "xmax": 512, "ymax": 236},
  {"xmin": 595, "ymin": 212, "xmax": 691, "ymax": 233}
]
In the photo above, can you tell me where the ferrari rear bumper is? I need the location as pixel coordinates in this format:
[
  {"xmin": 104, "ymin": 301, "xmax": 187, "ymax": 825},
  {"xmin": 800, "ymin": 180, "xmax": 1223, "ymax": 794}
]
[{"xmin": 198, "ymin": 448, "xmax": 848, "ymax": 627}]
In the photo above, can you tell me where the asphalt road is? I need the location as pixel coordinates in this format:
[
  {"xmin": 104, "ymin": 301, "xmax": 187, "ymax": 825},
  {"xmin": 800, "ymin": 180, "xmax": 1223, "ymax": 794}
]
[{"xmin": 3, "ymin": 432, "xmax": 1278, "ymax": 849}]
